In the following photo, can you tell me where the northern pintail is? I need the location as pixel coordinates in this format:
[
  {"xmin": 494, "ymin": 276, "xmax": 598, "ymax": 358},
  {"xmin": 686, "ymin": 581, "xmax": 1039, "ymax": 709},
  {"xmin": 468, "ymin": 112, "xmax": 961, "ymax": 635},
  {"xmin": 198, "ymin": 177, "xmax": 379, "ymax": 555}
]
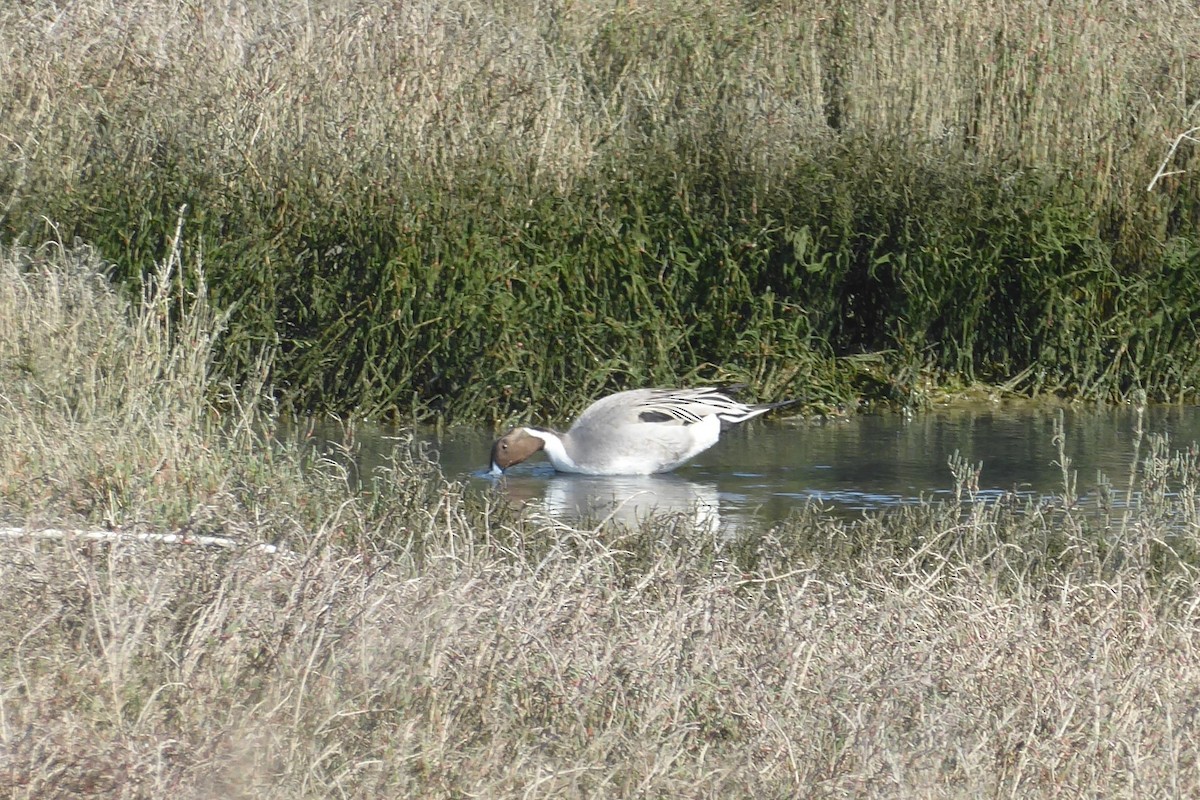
[{"xmin": 489, "ymin": 387, "xmax": 796, "ymax": 476}]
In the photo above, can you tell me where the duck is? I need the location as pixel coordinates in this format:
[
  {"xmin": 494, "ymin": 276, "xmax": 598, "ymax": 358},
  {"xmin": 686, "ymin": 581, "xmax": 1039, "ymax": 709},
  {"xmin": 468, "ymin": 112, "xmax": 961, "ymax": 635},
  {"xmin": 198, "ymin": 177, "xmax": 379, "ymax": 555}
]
[{"xmin": 489, "ymin": 386, "xmax": 797, "ymax": 476}]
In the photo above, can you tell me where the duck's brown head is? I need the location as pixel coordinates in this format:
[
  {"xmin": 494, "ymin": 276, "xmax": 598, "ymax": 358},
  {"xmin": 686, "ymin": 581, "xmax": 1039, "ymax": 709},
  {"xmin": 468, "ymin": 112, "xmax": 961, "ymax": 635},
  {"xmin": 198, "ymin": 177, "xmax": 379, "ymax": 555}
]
[{"xmin": 489, "ymin": 428, "xmax": 546, "ymax": 473}]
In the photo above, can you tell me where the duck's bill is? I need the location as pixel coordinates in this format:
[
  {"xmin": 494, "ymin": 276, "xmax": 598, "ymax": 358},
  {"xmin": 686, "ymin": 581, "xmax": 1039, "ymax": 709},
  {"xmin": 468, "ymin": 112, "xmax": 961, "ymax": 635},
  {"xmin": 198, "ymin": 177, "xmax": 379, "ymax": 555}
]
[{"xmin": 489, "ymin": 462, "xmax": 505, "ymax": 476}]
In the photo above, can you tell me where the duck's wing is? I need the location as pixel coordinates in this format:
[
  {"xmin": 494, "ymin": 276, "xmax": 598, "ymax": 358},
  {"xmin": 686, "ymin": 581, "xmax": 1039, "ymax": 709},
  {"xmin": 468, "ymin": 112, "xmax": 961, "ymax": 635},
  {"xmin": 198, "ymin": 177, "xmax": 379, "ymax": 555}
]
[
  {"xmin": 575, "ymin": 386, "xmax": 787, "ymax": 428},
  {"xmin": 631, "ymin": 387, "xmax": 773, "ymax": 426}
]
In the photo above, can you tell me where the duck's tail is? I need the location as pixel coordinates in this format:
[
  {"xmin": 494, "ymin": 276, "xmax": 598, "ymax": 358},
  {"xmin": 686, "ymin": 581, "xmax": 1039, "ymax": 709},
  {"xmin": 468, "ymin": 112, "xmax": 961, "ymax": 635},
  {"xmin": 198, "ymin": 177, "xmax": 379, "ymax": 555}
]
[{"xmin": 715, "ymin": 393, "xmax": 802, "ymax": 429}]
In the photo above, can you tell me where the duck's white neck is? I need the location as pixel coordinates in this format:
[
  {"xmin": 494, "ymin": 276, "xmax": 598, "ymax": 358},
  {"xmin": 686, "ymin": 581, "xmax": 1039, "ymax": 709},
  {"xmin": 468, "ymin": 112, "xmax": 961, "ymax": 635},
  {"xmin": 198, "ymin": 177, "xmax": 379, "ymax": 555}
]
[{"xmin": 524, "ymin": 427, "xmax": 582, "ymax": 472}]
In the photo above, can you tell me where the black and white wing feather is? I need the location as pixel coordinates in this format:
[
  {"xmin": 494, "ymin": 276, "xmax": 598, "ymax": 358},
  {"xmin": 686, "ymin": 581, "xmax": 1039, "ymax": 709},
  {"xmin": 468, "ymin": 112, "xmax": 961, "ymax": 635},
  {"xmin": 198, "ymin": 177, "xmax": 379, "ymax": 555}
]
[{"xmin": 633, "ymin": 387, "xmax": 784, "ymax": 427}]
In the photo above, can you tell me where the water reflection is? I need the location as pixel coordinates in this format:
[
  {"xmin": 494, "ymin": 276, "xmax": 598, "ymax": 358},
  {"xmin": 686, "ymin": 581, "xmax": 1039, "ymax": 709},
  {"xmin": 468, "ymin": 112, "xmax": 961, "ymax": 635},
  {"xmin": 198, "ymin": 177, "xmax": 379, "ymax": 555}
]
[{"xmin": 500, "ymin": 470, "xmax": 727, "ymax": 533}]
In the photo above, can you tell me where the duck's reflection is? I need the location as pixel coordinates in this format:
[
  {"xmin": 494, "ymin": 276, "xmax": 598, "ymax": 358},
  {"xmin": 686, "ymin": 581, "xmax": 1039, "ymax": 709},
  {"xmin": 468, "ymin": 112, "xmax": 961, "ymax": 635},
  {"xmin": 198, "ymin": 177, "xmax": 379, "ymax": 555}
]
[{"xmin": 499, "ymin": 471, "xmax": 729, "ymax": 535}]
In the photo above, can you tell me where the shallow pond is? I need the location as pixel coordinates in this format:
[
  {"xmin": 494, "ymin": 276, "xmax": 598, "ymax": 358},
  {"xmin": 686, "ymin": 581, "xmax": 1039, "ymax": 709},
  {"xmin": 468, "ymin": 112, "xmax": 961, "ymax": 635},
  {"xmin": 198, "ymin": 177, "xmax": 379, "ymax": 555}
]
[{"xmin": 328, "ymin": 404, "xmax": 1200, "ymax": 534}]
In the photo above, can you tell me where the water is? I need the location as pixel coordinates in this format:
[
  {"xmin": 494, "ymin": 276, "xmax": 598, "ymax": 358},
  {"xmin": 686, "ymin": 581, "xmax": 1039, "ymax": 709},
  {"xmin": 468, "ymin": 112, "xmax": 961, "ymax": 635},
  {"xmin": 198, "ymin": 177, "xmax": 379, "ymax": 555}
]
[{"xmin": 335, "ymin": 404, "xmax": 1200, "ymax": 533}]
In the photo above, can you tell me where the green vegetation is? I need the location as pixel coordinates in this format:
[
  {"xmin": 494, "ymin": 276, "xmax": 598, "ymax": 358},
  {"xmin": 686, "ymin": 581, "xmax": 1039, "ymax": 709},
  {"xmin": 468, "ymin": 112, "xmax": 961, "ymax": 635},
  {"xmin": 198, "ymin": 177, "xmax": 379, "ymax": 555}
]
[
  {"xmin": 2, "ymin": 0, "xmax": 1198, "ymax": 421},
  {"xmin": 3, "ymin": 239, "xmax": 1200, "ymax": 798},
  {"xmin": 4, "ymin": 5, "xmax": 1200, "ymax": 793}
]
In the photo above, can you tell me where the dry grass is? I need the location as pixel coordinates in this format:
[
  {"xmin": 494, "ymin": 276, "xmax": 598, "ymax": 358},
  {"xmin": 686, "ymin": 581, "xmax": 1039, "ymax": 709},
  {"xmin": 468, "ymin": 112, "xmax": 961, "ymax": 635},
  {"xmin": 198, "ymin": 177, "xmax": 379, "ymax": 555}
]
[
  {"xmin": 1, "ymin": 0, "xmax": 1196, "ymax": 199},
  {"xmin": 2, "ymin": 234, "xmax": 1200, "ymax": 797},
  {"xmin": 3, "ymin": 501, "xmax": 1200, "ymax": 798},
  {"xmin": 0, "ymin": 223, "xmax": 263, "ymax": 528}
]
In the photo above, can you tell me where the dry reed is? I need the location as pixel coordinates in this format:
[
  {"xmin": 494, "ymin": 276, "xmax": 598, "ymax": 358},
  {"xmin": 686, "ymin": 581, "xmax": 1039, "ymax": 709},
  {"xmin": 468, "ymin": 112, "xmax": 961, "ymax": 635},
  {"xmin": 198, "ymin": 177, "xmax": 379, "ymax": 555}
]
[{"xmin": 1, "ymin": 0, "xmax": 1196, "ymax": 196}]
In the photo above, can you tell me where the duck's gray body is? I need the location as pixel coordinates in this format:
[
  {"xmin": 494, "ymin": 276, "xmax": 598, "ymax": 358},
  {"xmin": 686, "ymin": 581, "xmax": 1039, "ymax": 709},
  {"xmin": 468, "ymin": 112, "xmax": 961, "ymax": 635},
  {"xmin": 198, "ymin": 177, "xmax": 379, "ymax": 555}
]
[{"xmin": 490, "ymin": 387, "xmax": 794, "ymax": 476}]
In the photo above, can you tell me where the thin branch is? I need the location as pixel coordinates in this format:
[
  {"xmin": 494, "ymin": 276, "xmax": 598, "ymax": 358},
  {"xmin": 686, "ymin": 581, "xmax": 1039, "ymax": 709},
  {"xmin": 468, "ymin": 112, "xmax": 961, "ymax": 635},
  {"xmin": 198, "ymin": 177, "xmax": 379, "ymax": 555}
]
[{"xmin": 1147, "ymin": 126, "xmax": 1199, "ymax": 192}]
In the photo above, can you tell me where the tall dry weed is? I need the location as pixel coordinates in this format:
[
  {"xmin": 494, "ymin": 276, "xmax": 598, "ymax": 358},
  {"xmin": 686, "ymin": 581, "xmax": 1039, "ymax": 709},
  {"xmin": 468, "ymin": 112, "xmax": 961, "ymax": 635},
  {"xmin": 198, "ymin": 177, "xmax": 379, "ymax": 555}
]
[
  {"xmin": 0, "ymin": 217, "xmax": 263, "ymax": 526},
  {"xmin": 1, "ymin": 0, "xmax": 1195, "ymax": 198}
]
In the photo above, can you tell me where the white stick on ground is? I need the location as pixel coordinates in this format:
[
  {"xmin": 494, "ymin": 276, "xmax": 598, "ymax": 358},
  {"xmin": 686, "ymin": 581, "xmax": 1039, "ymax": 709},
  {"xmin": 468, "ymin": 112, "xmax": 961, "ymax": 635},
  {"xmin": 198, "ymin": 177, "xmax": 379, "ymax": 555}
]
[{"xmin": 0, "ymin": 526, "xmax": 282, "ymax": 554}]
